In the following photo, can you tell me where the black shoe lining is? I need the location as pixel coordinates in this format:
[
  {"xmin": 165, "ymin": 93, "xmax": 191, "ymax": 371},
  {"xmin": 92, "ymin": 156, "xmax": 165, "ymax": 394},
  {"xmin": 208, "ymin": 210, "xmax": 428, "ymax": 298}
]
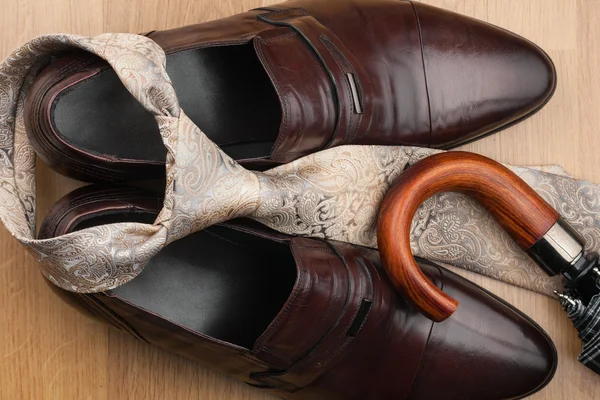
[
  {"xmin": 52, "ymin": 43, "xmax": 282, "ymax": 163},
  {"xmin": 72, "ymin": 215, "xmax": 297, "ymax": 349}
]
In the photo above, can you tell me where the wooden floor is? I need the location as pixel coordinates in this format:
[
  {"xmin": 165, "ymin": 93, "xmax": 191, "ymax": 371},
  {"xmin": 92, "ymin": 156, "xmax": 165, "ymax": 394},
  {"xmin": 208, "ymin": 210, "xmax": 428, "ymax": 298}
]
[{"xmin": 1, "ymin": 0, "xmax": 599, "ymax": 398}]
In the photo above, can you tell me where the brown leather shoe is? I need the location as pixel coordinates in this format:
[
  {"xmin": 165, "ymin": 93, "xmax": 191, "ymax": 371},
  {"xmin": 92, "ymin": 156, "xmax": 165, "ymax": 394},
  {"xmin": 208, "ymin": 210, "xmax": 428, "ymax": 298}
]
[
  {"xmin": 38, "ymin": 185, "xmax": 557, "ymax": 400},
  {"xmin": 25, "ymin": 0, "xmax": 556, "ymax": 182}
]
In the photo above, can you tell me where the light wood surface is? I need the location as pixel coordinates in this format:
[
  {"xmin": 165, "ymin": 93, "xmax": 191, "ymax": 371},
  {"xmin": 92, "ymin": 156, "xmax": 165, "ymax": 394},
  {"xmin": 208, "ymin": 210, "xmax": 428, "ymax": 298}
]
[{"xmin": 0, "ymin": 0, "xmax": 598, "ymax": 399}]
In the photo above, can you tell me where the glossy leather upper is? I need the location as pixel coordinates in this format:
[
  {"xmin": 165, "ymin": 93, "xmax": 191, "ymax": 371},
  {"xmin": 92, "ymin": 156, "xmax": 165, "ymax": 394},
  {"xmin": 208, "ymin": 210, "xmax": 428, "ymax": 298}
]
[
  {"xmin": 39, "ymin": 189, "xmax": 557, "ymax": 400},
  {"xmin": 413, "ymin": 2, "xmax": 556, "ymax": 147},
  {"xmin": 264, "ymin": 239, "xmax": 556, "ymax": 399},
  {"xmin": 25, "ymin": 0, "xmax": 555, "ymax": 180}
]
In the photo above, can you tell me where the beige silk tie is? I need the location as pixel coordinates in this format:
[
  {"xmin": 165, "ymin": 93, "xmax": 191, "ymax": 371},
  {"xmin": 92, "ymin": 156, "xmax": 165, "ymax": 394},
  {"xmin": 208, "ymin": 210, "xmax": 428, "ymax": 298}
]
[{"xmin": 1, "ymin": 34, "xmax": 598, "ymax": 295}]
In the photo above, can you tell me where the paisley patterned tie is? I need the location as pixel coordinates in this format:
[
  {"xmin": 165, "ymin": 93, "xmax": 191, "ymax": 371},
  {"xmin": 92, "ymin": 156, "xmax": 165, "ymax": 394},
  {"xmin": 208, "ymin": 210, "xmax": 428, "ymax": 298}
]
[{"xmin": 1, "ymin": 33, "xmax": 598, "ymax": 296}]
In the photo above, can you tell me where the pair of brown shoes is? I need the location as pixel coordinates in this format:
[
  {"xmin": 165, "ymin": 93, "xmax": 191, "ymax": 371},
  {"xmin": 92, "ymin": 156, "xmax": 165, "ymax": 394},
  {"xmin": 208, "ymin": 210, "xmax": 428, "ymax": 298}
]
[{"xmin": 27, "ymin": 1, "xmax": 557, "ymax": 399}]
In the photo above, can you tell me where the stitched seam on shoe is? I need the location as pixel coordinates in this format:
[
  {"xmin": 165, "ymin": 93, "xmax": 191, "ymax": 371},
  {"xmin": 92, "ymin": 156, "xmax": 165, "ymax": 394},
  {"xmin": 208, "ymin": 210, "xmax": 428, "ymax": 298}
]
[
  {"xmin": 321, "ymin": 36, "xmax": 363, "ymax": 144},
  {"xmin": 320, "ymin": 36, "xmax": 351, "ymax": 69},
  {"xmin": 255, "ymin": 347, "xmax": 295, "ymax": 365},
  {"xmin": 260, "ymin": 32, "xmax": 297, "ymax": 43},
  {"xmin": 319, "ymin": 35, "xmax": 357, "ymax": 146},
  {"xmin": 409, "ymin": 1, "xmax": 433, "ymax": 147},
  {"xmin": 263, "ymin": 8, "xmax": 308, "ymax": 16},
  {"xmin": 164, "ymin": 35, "xmax": 256, "ymax": 54},
  {"xmin": 348, "ymin": 257, "xmax": 374, "ymax": 336},
  {"xmin": 261, "ymin": 8, "xmax": 309, "ymax": 22},
  {"xmin": 290, "ymin": 245, "xmax": 334, "ymax": 254},
  {"xmin": 313, "ymin": 255, "xmax": 373, "ymax": 367}
]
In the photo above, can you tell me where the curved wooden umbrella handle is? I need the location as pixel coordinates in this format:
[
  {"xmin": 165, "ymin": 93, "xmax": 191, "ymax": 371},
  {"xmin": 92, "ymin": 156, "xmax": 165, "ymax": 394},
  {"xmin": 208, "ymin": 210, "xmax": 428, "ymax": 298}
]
[{"xmin": 377, "ymin": 152, "xmax": 560, "ymax": 322}]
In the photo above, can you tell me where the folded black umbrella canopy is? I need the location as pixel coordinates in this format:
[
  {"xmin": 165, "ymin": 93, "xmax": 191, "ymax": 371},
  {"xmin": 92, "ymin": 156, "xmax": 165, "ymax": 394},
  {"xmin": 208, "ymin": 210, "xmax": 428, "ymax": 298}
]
[{"xmin": 557, "ymin": 288, "xmax": 600, "ymax": 374}]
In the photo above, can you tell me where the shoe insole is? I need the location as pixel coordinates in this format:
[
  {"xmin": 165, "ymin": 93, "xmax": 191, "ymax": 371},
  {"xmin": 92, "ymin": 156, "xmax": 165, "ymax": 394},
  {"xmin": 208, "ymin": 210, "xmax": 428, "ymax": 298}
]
[
  {"xmin": 73, "ymin": 215, "xmax": 296, "ymax": 348},
  {"xmin": 52, "ymin": 43, "xmax": 282, "ymax": 162}
]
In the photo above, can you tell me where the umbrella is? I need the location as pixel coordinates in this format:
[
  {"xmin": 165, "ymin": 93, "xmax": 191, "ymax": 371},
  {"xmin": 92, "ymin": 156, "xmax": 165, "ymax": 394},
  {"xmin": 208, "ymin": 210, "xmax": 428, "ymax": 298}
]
[{"xmin": 556, "ymin": 280, "xmax": 600, "ymax": 374}]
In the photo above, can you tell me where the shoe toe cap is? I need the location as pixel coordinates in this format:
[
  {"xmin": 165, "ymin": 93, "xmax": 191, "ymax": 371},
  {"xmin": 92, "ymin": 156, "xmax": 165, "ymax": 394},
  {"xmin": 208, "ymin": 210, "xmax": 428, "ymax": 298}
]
[
  {"xmin": 409, "ymin": 267, "xmax": 557, "ymax": 400},
  {"xmin": 413, "ymin": 2, "xmax": 556, "ymax": 147}
]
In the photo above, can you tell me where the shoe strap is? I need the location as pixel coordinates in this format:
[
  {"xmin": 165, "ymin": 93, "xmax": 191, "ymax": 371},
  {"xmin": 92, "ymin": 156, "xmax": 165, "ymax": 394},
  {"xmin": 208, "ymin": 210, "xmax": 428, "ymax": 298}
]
[{"xmin": 258, "ymin": 8, "xmax": 373, "ymax": 154}]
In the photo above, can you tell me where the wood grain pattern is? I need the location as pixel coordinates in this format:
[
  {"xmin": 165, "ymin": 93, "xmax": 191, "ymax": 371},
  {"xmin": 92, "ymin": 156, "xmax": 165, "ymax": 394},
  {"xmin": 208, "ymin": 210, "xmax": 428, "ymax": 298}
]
[
  {"xmin": 0, "ymin": 0, "xmax": 599, "ymax": 399},
  {"xmin": 377, "ymin": 151, "xmax": 560, "ymax": 322}
]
